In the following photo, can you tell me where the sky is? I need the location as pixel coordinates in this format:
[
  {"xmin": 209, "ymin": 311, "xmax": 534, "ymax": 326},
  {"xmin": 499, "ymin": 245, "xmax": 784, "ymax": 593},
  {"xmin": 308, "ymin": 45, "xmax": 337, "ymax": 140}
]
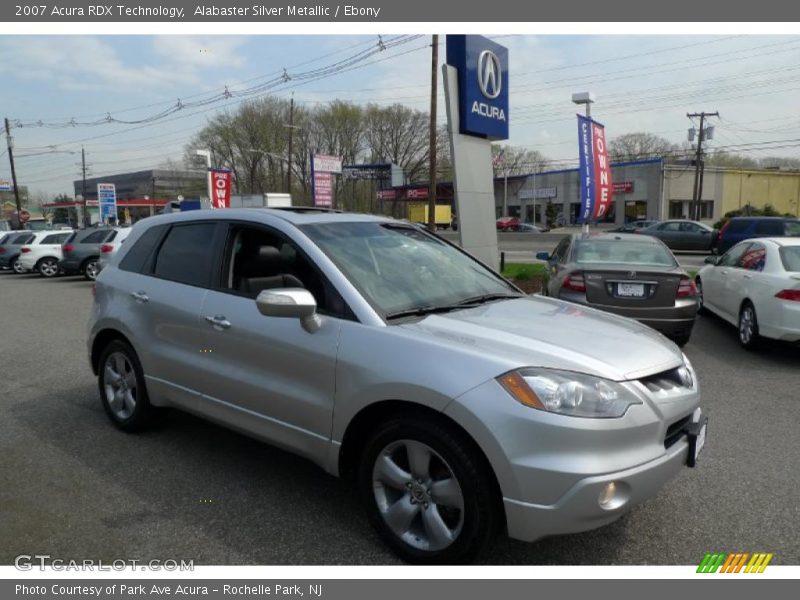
[{"xmin": 1, "ymin": 34, "xmax": 799, "ymax": 198}]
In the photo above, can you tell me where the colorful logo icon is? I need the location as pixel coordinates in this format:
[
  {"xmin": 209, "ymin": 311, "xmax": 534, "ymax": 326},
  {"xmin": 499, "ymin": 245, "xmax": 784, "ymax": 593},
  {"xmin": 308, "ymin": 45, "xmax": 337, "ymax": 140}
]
[{"xmin": 697, "ymin": 552, "xmax": 773, "ymax": 573}]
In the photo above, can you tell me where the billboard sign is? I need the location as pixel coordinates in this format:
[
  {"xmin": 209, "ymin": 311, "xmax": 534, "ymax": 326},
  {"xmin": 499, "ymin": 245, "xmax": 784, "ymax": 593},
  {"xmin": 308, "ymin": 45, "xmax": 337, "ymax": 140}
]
[
  {"xmin": 0, "ymin": 179, "xmax": 12, "ymax": 192},
  {"xmin": 446, "ymin": 35, "xmax": 509, "ymax": 141},
  {"xmin": 376, "ymin": 189, "xmax": 397, "ymax": 201},
  {"xmin": 97, "ymin": 183, "xmax": 117, "ymax": 222},
  {"xmin": 519, "ymin": 186, "xmax": 557, "ymax": 200},
  {"xmin": 577, "ymin": 115, "xmax": 613, "ymax": 223},
  {"xmin": 313, "ymin": 171, "xmax": 333, "ymax": 207},
  {"xmin": 210, "ymin": 169, "xmax": 232, "ymax": 209},
  {"xmin": 312, "ymin": 154, "xmax": 342, "ymax": 174}
]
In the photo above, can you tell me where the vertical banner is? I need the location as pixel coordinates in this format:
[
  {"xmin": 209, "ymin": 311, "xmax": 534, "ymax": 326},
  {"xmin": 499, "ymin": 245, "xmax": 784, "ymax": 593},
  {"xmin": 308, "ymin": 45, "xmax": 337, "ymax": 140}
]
[
  {"xmin": 577, "ymin": 115, "xmax": 613, "ymax": 223},
  {"xmin": 97, "ymin": 183, "xmax": 117, "ymax": 223},
  {"xmin": 310, "ymin": 153, "xmax": 342, "ymax": 208},
  {"xmin": 210, "ymin": 169, "xmax": 232, "ymax": 209}
]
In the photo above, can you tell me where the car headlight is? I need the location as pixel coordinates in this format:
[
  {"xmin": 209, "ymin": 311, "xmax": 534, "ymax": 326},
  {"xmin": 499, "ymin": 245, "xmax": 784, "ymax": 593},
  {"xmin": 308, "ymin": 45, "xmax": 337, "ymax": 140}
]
[{"xmin": 497, "ymin": 368, "xmax": 642, "ymax": 418}]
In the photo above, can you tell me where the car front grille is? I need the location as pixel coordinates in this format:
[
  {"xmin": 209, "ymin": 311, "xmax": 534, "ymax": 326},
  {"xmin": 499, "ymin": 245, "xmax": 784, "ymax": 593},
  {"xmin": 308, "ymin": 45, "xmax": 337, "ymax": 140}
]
[{"xmin": 639, "ymin": 366, "xmax": 691, "ymax": 393}]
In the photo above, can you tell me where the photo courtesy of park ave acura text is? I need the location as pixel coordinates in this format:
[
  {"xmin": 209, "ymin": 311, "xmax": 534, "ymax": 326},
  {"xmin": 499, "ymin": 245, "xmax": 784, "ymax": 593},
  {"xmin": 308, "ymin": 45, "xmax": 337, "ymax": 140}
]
[{"xmin": 1, "ymin": 24, "xmax": 799, "ymax": 569}]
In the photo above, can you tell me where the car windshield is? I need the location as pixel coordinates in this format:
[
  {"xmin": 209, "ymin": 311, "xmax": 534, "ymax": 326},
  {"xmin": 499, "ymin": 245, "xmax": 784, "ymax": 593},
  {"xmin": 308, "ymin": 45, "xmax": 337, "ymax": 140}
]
[
  {"xmin": 301, "ymin": 221, "xmax": 520, "ymax": 317},
  {"xmin": 780, "ymin": 246, "xmax": 800, "ymax": 272},
  {"xmin": 574, "ymin": 239, "xmax": 677, "ymax": 267}
]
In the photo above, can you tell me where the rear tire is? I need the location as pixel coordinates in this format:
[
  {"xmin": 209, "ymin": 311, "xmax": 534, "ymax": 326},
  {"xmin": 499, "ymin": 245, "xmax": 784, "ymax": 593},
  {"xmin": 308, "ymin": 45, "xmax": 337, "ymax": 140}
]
[
  {"xmin": 38, "ymin": 257, "xmax": 59, "ymax": 278},
  {"xmin": 357, "ymin": 416, "xmax": 500, "ymax": 564},
  {"xmin": 83, "ymin": 258, "xmax": 99, "ymax": 281},
  {"xmin": 12, "ymin": 258, "xmax": 26, "ymax": 274},
  {"xmin": 97, "ymin": 339, "xmax": 154, "ymax": 432}
]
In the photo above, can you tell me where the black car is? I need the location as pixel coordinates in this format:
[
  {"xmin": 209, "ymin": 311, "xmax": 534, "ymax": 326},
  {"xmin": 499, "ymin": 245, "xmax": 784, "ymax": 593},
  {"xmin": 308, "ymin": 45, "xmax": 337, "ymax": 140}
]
[{"xmin": 716, "ymin": 216, "xmax": 800, "ymax": 253}]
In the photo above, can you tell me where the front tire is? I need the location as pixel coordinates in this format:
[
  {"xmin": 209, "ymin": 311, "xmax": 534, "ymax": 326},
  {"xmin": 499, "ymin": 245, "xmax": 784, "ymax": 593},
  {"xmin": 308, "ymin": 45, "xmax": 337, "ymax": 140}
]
[
  {"xmin": 357, "ymin": 417, "xmax": 500, "ymax": 564},
  {"xmin": 738, "ymin": 302, "xmax": 761, "ymax": 351},
  {"xmin": 38, "ymin": 257, "xmax": 59, "ymax": 278},
  {"xmin": 97, "ymin": 339, "xmax": 154, "ymax": 432},
  {"xmin": 12, "ymin": 258, "xmax": 26, "ymax": 274}
]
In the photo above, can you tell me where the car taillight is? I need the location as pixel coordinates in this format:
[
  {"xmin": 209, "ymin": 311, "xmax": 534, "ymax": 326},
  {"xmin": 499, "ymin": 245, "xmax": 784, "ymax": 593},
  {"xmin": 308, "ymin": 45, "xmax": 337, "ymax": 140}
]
[
  {"xmin": 63, "ymin": 244, "xmax": 74, "ymax": 252},
  {"xmin": 562, "ymin": 272, "xmax": 586, "ymax": 292},
  {"xmin": 677, "ymin": 278, "xmax": 697, "ymax": 298},
  {"xmin": 775, "ymin": 289, "xmax": 800, "ymax": 302},
  {"xmin": 0, "ymin": 246, "xmax": 5, "ymax": 254},
  {"xmin": 20, "ymin": 247, "xmax": 31, "ymax": 253},
  {"xmin": 100, "ymin": 244, "xmax": 114, "ymax": 253}
]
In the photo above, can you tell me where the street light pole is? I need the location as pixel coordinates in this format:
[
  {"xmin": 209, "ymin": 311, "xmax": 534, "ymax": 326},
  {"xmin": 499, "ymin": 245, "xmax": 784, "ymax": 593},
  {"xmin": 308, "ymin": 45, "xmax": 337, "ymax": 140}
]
[{"xmin": 195, "ymin": 149, "xmax": 212, "ymax": 208}]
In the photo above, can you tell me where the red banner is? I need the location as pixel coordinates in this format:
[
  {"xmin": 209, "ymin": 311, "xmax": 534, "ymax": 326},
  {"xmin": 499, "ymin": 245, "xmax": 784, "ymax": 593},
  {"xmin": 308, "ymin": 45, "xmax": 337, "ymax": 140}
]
[
  {"xmin": 591, "ymin": 122, "xmax": 613, "ymax": 220},
  {"xmin": 613, "ymin": 181, "xmax": 633, "ymax": 193},
  {"xmin": 313, "ymin": 171, "xmax": 333, "ymax": 207},
  {"xmin": 210, "ymin": 169, "xmax": 232, "ymax": 209}
]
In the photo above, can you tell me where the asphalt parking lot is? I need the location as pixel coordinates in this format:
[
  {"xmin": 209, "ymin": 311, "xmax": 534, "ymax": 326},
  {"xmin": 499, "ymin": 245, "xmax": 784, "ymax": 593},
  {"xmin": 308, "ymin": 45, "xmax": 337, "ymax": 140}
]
[{"xmin": 1, "ymin": 270, "xmax": 798, "ymax": 565}]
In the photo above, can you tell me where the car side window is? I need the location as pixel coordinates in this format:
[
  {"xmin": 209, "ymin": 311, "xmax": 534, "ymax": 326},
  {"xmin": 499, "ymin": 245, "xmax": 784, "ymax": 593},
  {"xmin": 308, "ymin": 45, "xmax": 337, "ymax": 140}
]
[
  {"xmin": 754, "ymin": 221, "xmax": 783, "ymax": 235},
  {"xmin": 153, "ymin": 223, "xmax": 219, "ymax": 287},
  {"xmin": 659, "ymin": 222, "xmax": 681, "ymax": 231},
  {"xmin": 725, "ymin": 220, "xmax": 750, "ymax": 233},
  {"xmin": 119, "ymin": 225, "xmax": 168, "ymax": 274},
  {"xmin": 42, "ymin": 233, "xmax": 68, "ymax": 244},
  {"xmin": 220, "ymin": 225, "xmax": 354, "ymax": 320},
  {"xmin": 720, "ymin": 243, "xmax": 752, "ymax": 267},
  {"xmin": 680, "ymin": 222, "xmax": 700, "ymax": 233},
  {"xmin": 552, "ymin": 237, "xmax": 571, "ymax": 263},
  {"xmin": 738, "ymin": 243, "xmax": 767, "ymax": 272}
]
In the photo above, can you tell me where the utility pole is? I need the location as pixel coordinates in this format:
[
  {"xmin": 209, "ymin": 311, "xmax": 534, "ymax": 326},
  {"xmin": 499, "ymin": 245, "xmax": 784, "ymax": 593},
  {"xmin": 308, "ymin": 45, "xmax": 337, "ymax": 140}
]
[
  {"xmin": 687, "ymin": 111, "xmax": 718, "ymax": 221},
  {"xmin": 81, "ymin": 146, "xmax": 89, "ymax": 227},
  {"xmin": 427, "ymin": 34, "xmax": 439, "ymax": 232},
  {"xmin": 4, "ymin": 118, "xmax": 23, "ymax": 229},
  {"xmin": 286, "ymin": 96, "xmax": 294, "ymax": 195}
]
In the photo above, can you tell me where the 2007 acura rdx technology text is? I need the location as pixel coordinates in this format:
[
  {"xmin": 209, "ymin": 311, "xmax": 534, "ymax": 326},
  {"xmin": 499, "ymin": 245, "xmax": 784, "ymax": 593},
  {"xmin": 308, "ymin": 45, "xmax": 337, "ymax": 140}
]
[{"xmin": 88, "ymin": 208, "xmax": 707, "ymax": 563}]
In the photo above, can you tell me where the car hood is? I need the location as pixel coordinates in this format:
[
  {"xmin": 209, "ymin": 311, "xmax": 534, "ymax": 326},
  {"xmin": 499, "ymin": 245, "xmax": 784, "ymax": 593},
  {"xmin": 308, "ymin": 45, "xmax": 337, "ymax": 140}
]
[{"xmin": 398, "ymin": 295, "xmax": 684, "ymax": 381}]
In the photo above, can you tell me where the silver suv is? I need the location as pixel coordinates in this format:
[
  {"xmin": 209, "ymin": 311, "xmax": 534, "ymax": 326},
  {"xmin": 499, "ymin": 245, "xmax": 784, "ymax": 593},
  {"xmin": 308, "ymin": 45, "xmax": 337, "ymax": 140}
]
[{"xmin": 88, "ymin": 208, "xmax": 706, "ymax": 564}]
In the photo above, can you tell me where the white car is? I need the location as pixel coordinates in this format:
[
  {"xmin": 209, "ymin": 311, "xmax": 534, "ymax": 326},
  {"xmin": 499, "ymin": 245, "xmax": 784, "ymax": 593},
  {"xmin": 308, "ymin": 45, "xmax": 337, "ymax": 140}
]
[
  {"xmin": 17, "ymin": 230, "xmax": 74, "ymax": 277},
  {"xmin": 97, "ymin": 226, "xmax": 133, "ymax": 272},
  {"xmin": 696, "ymin": 237, "xmax": 800, "ymax": 348}
]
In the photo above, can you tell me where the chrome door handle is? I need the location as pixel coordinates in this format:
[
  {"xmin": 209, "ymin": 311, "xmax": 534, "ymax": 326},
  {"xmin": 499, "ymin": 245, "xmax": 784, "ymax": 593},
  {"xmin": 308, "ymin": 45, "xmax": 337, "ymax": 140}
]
[
  {"xmin": 743, "ymin": 274, "xmax": 752, "ymax": 279},
  {"xmin": 205, "ymin": 315, "xmax": 231, "ymax": 330},
  {"xmin": 130, "ymin": 291, "xmax": 149, "ymax": 303}
]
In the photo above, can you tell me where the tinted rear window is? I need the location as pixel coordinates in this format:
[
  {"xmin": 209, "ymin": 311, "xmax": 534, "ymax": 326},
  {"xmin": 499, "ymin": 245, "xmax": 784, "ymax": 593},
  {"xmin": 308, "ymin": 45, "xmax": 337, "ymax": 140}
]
[
  {"xmin": 780, "ymin": 247, "xmax": 800, "ymax": 272},
  {"xmin": 0, "ymin": 234, "xmax": 8, "ymax": 244},
  {"xmin": 119, "ymin": 225, "xmax": 167, "ymax": 274},
  {"xmin": 13, "ymin": 233, "xmax": 35, "ymax": 244},
  {"xmin": 725, "ymin": 220, "xmax": 751, "ymax": 233},
  {"xmin": 785, "ymin": 221, "xmax": 800, "ymax": 236},
  {"xmin": 82, "ymin": 230, "xmax": 109, "ymax": 244},
  {"xmin": 41, "ymin": 233, "xmax": 70, "ymax": 244},
  {"xmin": 754, "ymin": 220, "xmax": 785, "ymax": 235},
  {"xmin": 574, "ymin": 239, "xmax": 677, "ymax": 267},
  {"xmin": 153, "ymin": 223, "xmax": 217, "ymax": 287}
]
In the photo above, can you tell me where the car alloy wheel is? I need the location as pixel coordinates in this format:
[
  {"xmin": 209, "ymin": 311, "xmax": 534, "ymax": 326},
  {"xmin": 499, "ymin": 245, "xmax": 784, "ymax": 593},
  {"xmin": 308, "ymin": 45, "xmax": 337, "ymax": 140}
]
[
  {"xmin": 98, "ymin": 340, "xmax": 153, "ymax": 431},
  {"xmin": 39, "ymin": 258, "xmax": 59, "ymax": 278},
  {"xmin": 12, "ymin": 258, "xmax": 25, "ymax": 274},
  {"xmin": 372, "ymin": 439, "xmax": 465, "ymax": 553},
  {"xmin": 738, "ymin": 303, "xmax": 760, "ymax": 350},
  {"xmin": 84, "ymin": 259, "xmax": 99, "ymax": 281},
  {"xmin": 359, "ymin": 417, "xmax": 499, "ymax": 564}
]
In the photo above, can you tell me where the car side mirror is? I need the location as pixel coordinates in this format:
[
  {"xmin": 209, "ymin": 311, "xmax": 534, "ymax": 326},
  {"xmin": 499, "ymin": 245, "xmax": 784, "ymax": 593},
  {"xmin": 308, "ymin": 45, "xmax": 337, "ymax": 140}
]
[
  {"xmin": 704, "ymin": 256, "xmax": 719, "ymax": 265},
  {"xmin": 256, "ymin": 288, "xmax": 321, "ymax": 333},
  {"xmin": 536, "ymin": 251, "xmax": 551, "ymax": 261}
]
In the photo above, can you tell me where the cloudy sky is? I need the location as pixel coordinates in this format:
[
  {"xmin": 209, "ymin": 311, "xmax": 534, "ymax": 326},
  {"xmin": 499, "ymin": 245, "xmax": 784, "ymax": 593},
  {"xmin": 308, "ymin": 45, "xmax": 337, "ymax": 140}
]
[{"xmin": 1, "ymin": 34, "xmax": 799, "ymax": 197}]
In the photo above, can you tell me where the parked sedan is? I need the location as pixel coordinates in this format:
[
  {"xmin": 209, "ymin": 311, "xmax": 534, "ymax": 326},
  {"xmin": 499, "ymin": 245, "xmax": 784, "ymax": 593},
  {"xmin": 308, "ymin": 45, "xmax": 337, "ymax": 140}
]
[
  {"xmin": 89, "ymin": 209, "xmax": 705, "ymax": 564},
  {"xmin": 17, "ymin": 230, "xmax": 73, "ymax": 276},
  {"xmin": 0, "ymin": 231, "xmax": 36, "ymax": 273},
  {"xmin": 640, "ymin": 220, "xmax": 718, "ymax": 252},
  {"xmin": 696, "ymin": 237, "xmax": 800, "ymax": 349},
  {"xmin": 538, "ymin": 232, "xmax": 698, "ymax": 346},
  {"xmin": 496, "ymin": 216, "xmax": 520, "ymax": 231},
  {"xmin": 612, "ymin": 219, "xmax": 660, "ymax": 233}
]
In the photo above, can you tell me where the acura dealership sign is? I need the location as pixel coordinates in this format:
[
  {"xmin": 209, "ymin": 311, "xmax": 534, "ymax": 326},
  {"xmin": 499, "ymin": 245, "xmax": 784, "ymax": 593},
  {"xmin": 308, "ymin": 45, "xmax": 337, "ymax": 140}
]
[{"xmin": 446, "ymin": 35, "xmax": 509, "ymax": 140}]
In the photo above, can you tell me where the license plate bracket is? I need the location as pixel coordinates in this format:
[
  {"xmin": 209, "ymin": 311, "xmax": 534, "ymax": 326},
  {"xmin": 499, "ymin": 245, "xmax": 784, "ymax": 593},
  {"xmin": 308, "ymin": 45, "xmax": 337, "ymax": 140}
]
[{"xmin": 686, "ymin": 416, "xmax": 708, "ymax": 468}]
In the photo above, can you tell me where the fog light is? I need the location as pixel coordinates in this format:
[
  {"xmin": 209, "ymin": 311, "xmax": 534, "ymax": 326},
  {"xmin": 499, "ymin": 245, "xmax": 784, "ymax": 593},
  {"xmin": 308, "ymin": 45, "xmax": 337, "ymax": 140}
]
[
  {"xmin": 598, "ymin": 482, "xmax": 617, "ymax": 507},
  {"xmin": 597, "ymin": 480, "xmax": 631, "ymax": 510}
]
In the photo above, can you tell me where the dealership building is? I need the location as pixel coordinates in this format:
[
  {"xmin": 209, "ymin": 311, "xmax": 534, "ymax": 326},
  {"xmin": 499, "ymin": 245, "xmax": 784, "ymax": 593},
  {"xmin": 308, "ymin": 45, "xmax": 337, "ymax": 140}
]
[{"xmin": 494, "ymin": 159, "xmax": 800, "ymax": 225}]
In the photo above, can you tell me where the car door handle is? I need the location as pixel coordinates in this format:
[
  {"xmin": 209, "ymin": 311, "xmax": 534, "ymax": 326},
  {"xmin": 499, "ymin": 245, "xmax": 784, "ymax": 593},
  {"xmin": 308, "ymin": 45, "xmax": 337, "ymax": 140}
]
[
  {"xmin": 743, "ymin": 274, "xmax": 752, "ymax": 279},
  {"xmin": 130, "ymin": 291, "xmax": 149, "ymax": 303},
  {"xmin": 205, "ymin": 315, "xmax": 231, "ymax": 330}
]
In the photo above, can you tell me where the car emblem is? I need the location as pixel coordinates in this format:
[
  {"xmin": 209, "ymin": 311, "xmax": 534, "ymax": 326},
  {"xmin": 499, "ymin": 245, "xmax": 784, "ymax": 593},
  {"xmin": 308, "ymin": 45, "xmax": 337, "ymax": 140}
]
[
  {"xmin": 628, "ymin": 271, "xmax": 637, "ymax": 278},
  {"xmin": 477, "ymin": 50, "xmax": 502, "ymax": 99}
]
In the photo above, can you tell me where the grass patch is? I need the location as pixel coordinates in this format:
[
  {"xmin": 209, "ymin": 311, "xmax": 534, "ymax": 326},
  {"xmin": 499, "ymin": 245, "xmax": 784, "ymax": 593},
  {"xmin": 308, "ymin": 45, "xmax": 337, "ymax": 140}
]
[{"xmin": 501, "ymin": 262, "xmax": 547, "ymax": 280}]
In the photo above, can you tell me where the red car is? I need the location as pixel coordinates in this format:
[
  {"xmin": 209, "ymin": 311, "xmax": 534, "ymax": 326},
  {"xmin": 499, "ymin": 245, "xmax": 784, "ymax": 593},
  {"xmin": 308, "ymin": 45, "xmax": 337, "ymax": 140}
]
[{"xmin": 496, "ymin": 217, "xmax": 521, "ymax": 231}]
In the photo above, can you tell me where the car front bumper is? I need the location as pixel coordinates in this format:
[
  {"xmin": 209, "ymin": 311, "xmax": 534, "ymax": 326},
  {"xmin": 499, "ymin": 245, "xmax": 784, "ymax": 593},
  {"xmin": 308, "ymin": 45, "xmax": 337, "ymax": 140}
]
[
  {"xmin": 18, "ymin": 254, "xmax": 37, "ymax": 270},
  {"xmin": 445, "ymin": 370, "xmax": 702, "ymax": 543}
]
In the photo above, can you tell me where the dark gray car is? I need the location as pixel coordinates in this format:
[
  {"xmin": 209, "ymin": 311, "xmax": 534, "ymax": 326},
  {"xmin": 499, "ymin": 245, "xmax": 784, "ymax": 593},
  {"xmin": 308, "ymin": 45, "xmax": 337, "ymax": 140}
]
[
  {"xmin": 0, "ymin": 231, "xmax": 36, "ymax": 273},
  {"xmin": 60, "ymin": 227, "xmax": 119, "ymax": 280},
  {"xmin": 538, "ymin": 232, "xmax": 698, "ymax": 345},
  {"xmin": 639, "ymin": 219, "xmax": 717, "ymax": 252}
]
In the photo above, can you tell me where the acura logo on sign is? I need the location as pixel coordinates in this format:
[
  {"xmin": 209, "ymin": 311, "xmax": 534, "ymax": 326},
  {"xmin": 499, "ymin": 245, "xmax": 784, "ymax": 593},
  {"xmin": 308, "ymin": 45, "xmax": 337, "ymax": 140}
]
[{"xmin": 477, "ymin": 50, "xmax": 502, "ymax": 99}]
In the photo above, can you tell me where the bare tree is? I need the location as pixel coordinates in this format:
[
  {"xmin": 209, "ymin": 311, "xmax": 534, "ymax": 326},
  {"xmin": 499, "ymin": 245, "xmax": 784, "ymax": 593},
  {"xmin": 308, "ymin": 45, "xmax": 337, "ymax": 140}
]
[{"xmin": 608, "ymin": 132, "xmax": 683, "ymax": 162}]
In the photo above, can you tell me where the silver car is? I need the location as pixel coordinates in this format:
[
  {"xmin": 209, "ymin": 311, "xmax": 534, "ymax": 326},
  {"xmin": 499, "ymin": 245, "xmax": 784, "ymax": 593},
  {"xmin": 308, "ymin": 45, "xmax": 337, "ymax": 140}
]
[{"xmin": 88, "ymin": 209, "xmax": 707, "ymax": 564}]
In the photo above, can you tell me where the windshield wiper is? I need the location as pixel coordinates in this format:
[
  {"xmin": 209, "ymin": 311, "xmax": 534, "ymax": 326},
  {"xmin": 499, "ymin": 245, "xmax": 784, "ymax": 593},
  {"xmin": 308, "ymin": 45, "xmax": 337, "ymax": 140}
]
[{"xmin": 385, "ymin": 293, "xmax": 522, "ymax": 321}]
